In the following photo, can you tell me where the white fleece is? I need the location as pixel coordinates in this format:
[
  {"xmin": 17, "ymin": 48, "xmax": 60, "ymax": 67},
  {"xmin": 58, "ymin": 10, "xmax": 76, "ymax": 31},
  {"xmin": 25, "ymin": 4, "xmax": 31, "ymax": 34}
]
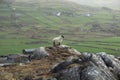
[{"xmin": 52, "ymin": 35, "xmax": 64, "ymax": 46}]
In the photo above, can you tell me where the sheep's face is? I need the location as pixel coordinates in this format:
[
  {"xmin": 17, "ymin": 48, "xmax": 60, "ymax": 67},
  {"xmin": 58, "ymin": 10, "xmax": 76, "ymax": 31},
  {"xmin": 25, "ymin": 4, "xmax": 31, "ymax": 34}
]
[{"xmin": 61, "ymin": 35, "xmax": 64, "ymax": 38}]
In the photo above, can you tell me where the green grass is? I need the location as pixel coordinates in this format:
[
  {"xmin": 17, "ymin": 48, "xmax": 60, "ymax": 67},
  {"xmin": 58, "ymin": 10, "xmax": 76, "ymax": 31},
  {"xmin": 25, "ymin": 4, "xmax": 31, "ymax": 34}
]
[
  {"xmin": 0, "ymin": 37, "xmax": 119, "ymax": 55},
  {"xmin": 69, "ymin": 37, "xmax": 120, "ymax": 55},
  {"xmin": 0, "ymin": 38, "xmax": 51, "ymax": 55}
]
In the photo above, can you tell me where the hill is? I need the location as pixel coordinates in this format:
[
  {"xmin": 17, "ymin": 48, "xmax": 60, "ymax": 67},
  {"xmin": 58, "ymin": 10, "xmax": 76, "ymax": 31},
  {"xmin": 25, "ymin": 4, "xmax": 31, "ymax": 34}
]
[
  {"xmin": 0, "ymin": 0, "xmax": 120, "ymax": 54},
  {"xmin": 67, "ymin": 0, "xmax": 120, "ymax": 10}
]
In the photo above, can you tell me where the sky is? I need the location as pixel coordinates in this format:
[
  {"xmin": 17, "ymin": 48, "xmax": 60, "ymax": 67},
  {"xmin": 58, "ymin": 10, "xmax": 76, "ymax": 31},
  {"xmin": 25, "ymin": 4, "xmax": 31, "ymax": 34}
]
[{"xmin": 67, "ymin": 0, "xmax": 120, "ymax": 10}]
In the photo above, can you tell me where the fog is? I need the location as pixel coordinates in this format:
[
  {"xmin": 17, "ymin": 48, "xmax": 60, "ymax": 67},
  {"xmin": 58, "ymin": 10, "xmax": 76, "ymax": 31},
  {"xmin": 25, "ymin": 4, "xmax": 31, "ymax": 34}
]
[{"xmin": 67, "ymin": 0, "xmax": 120, "ymax": 10}]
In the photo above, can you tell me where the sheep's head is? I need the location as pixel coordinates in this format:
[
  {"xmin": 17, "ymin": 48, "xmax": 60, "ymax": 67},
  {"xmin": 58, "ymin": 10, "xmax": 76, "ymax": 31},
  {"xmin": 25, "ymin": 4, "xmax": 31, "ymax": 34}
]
[{"xmin": 61, "ymin": 35, "xmax": 64, "ymax": 38}]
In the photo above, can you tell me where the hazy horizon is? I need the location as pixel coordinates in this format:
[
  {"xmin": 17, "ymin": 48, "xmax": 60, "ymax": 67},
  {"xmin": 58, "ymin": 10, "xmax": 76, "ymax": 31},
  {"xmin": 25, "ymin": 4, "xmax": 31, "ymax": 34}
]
[{"xmin": 67, "ymin": 0, "xmax": 120, "ymax": 10}]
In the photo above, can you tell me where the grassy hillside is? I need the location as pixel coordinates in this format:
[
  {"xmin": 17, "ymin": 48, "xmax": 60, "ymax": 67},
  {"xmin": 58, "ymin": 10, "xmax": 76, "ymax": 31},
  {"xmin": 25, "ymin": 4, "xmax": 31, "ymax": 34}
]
[{"xmin": 0, "ymin": 0, "xmax": 120, "ymax": 55}]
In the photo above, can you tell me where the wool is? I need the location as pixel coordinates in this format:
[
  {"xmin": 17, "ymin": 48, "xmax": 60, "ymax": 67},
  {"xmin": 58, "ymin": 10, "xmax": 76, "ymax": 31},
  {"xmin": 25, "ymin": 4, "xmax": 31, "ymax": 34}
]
[{"xmin": 52, "ymin": 35, "xmax": 64, "ymax": 47}]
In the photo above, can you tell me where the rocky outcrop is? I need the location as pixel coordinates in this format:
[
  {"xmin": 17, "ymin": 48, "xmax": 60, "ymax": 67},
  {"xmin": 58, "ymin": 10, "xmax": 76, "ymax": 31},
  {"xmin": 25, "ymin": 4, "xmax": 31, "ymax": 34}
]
[
  {"xmin": 0, "ymin": 46, "xmax": 119, "ymax": 80},
  {"xmin": 50, "ymin": 52, "xmax": 120, "ymax": 80},
  {"xmin": 0, "ymin": 54, "xmax": 29, "ymax": 66},
  {"xmin": 28, "ymin": 46, "xmax": 120, "ymax": 80},
  {"xmin": 29, "ymin": 47, "xmax": 49, "ymax": 60},
  {"xmin": 7, "ymin": 54, "xmax": 29, "ymax": 63}
]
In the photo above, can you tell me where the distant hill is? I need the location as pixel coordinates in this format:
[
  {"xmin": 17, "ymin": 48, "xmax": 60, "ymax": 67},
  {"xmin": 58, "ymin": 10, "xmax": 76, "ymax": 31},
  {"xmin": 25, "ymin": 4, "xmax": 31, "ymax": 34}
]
[
  {"xmin": 0, "ymin": 0, "xmax": 120, "ymax": 39},
  {"xmin": 67, "ymin": 0, "xmax": 120, "ymax": 10}
]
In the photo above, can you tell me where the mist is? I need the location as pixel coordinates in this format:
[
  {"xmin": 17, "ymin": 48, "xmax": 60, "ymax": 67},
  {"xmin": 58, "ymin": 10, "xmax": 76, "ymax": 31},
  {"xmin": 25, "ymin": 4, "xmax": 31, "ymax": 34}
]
[{"xmin": 67, "ymin": 0, "xmax": 120, "ymax": 10}]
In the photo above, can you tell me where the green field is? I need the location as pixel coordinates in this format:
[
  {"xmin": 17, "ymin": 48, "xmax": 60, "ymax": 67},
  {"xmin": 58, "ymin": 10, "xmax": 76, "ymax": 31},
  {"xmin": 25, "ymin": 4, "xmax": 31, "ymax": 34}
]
[
  {"xmin": 71, "ymin": 37, "xmax": 120, "ymax": 55},
  {"xmin": 0, "ymin": 37, "xmax": 120, "ymax": 55},
  {"xmin": 0, "ymin": 0, "xmax": 120, "ymax": 55}
]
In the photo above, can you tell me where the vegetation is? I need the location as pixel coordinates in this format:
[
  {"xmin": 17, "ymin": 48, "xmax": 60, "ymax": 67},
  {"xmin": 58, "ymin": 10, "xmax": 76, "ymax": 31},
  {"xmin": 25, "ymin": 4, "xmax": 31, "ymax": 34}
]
[{"xmin": 0, "ymin": 0, "xmax": 120, "ymax": 55}]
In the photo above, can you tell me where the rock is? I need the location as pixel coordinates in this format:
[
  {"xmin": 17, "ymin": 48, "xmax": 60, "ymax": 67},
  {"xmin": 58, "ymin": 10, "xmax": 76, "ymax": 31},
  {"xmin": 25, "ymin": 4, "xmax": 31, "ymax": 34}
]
[
  {"xmin": 0, "ymin": 54, "xmax": 29, "ymax": 66},
  {"xmin": 116, "ymin": 56, "xmax": 120, "ymax": 60},
  {"xmin": 50, "ymin": 52, "xmax": 120, "ymax": 80},
  {"xmin": 0, "ymin": 57, "xmax": 8, "ymax": 63},
  {"xmin": 0, "ymin": 63, "xmax": 17, "ymax": 67},
  {"xmin": 50, "ymin": 59, "xmax": 73, "ymax": 73},
  {"xmin": 22, "ymin": 49, "xmax": 35, "ymax": 55},
  {"xmin": 118, "ymin": 72, "xmax": 120, "ymax": 79},
  {"xmin": 81, "ymin": 60, "xmax": 116, "ymax": 80},
  {"xmin": 81, "ymin": 52, "xmax": 93, "ymax": 62},
  {"xmin": 97, "ymin": 52, "xmax": 120, "ymax": 79},
  {"xmin": 7, "ymin": 54, "xmax": 29, "ymax": 63},
  {"xmin": 56, "ymin": 67, "xmax": 81, "ymax": 80},
  {"xmin": 96, "ymin": 52, "xmax": 114, "ymax": 67},
  {"xmin": 29, "ymin": 47, "xmax": 49, "ymax": 60}
]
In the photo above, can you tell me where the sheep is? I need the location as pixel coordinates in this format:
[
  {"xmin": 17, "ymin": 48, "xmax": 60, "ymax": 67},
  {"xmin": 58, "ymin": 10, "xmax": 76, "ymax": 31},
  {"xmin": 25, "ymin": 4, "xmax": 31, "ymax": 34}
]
[{"xmin": 52, "ymin": 35, "xmax": 64, "ymax": 47}]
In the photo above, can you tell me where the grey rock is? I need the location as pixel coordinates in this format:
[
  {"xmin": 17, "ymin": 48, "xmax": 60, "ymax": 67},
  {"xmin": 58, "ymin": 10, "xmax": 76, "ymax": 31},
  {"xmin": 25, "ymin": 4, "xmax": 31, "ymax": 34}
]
[
  {"xmin": 0, "ymin": 57, "xmax": 8, "ymax": 63},
  {"xmin": 7, "ymin": 54, "xmax": 29, "ymax": 63},
  {"xmin": 81, "ymin": 52, "xmax": 93, "ymax": 62},
  {"xmin": 50, "ymin": 52, "xmax": 120, "ymax": 80},
  {"xmin": 50, "ymin": 59, "xmax": 73, "ymax": 73},
  {"xmin": 81, "ymin": 61, "xmax": 116, "ymax": 80},
  {"xmin": 56, "ymin": 67, "xmax": 81, "ymax": 80},
  {"xmin": 23, "ymin": 48, "xmax": 35, "ymax": 55},
  {"xmin": 30, "ymin": 47, "xmax": 49, "ymax": 60},
  {"xmin": 97, "ymin": 52, "xmax": 120, "ymax": 79}
]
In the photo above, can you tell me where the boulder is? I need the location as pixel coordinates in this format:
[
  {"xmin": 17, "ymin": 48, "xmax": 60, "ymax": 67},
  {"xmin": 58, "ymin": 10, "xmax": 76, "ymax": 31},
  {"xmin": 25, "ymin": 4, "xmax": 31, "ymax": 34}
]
[
  {"xmin": 0, "ymin": 57, "xmax": 8, "ymax": 63},
  {"xmin": 29, "ymin": 47, "xmax": 49, "ymax": 60},
  {"xmin": 22, "ymin": 48, "xmax": 35, "ymax": 55},
  {"xmin": 50, "ymin": 59, "xmax": 73, "ymax": 73},
  {"xmin": 50, "ymin": 52, "xmax": 120, "ymax": 80},
  {"xmin": 56, "ymin": 67, "xmax": 81, "ymax": 80},
  {"xmin": 7, "ymin": 54, "xmax": 29, "ymax": 63},
  {"xmin": 96, "ymin": 52, "xmax": 120, "ymax": 78},
  {"xmin": 81, "ymin": 54, "xmax": 117, "ymax": 80}
]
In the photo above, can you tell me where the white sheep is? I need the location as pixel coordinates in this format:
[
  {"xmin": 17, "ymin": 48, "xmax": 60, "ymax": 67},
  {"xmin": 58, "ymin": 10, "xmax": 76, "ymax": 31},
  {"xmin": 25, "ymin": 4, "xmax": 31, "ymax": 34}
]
[{"xmin": 52, "ymin": 35, "xmax": 64, "ymax": 47}]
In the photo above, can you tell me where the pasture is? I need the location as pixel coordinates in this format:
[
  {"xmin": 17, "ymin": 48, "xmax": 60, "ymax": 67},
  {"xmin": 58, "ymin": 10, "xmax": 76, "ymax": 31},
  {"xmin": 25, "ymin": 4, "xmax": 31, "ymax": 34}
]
[{"xmin": 0, "ymin": 37, "xmax": 120, "ymax": 55}]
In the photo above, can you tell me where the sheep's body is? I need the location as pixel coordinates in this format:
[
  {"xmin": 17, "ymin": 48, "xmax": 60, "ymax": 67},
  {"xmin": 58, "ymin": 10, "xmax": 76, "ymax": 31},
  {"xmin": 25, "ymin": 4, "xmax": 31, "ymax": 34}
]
[{"xmin": 52, "ymin": 35, "xmax": 64, "ymax": 47}]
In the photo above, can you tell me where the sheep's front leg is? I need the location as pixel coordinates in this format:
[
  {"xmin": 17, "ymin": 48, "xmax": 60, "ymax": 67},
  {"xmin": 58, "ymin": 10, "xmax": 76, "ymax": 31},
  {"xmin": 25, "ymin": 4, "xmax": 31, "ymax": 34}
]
[
  {"xmin": 53, "ymin": 41, "xmax": 56, "ymax": 47},
  {"xmin": 58, "ymin": 42, "xmax": 60, "ymax": 46}
]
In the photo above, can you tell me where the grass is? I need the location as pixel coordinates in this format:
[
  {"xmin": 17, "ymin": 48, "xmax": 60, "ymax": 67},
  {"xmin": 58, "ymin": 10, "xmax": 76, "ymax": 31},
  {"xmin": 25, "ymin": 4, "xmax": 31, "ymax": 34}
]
[
  {"xmin": 70, "ymin": 37, "xmax": 120, "ymax": 55},
  {"xmin": 0, "ymin": 37, "xmax": 119, "ymax": 55},
  {"xmin": 0, "ymin": 38, "xmax": 51, "ymax": 55}
]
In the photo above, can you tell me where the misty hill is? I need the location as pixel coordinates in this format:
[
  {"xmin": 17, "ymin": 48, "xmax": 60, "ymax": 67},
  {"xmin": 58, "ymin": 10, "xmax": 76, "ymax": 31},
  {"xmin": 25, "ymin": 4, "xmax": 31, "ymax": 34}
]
[
  {"xmin": 0, "ymin": 0, "xmax": 120, "ymax": 39},
  {"xmin": 67, "ymin": 0, "xmax": 120, "ymax": 10}
]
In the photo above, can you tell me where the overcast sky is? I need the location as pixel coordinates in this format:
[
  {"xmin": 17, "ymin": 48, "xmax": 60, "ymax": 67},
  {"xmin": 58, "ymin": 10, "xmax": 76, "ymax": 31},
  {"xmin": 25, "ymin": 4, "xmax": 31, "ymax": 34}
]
[{"xmin": 67, "ymin": 0, "xmax": 120, "ymax": 10}]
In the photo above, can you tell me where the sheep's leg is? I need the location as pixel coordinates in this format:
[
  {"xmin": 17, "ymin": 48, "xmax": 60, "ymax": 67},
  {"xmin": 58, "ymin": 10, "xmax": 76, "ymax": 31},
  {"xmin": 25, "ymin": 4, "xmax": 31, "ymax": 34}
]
[
  {"xmin": 58, "ymin": 42, "xmax": 60, "ymax": 46},
  {"xmin": 53, "ymin": 41, "xmax": 56, "ymax": 47}
]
